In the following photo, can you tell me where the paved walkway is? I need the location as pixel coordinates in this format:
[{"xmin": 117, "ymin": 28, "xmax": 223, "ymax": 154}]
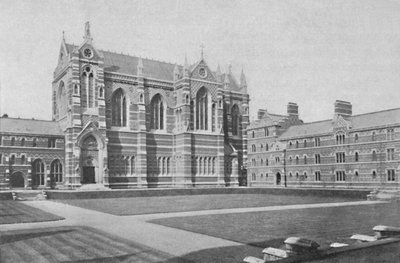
[{"xmin": 2, "ymin": 200, "xmax": 385, "ymax": 257}]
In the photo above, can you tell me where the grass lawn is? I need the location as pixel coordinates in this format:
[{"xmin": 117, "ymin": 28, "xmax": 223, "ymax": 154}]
[
  {"xmin": 56, "ymin": 193, "xmax": 354, "ymax": 215},
  {"xmin": 0, "ymin": 201, "xmax": 64, "ymax": 225},
  {"xmin": 0, "ymin": 226, "xmax": 179, "ymax": 263},
  {"xmin": 150, "ymin": 202, "xmax": 400, "ymax": 262}
]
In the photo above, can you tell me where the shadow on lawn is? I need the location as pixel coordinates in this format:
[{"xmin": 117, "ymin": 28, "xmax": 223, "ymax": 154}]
[
  {"xmin": 0, "ymin": 229, "xmax": 75, "ymax": 245},
  {"xmin": 162, "ymin": 239, "xmax": 285, "ymax": 263}
]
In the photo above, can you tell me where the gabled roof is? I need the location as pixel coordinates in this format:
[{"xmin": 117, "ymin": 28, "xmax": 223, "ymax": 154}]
[
  {"xmin": 66, "ymin": 43, "xmax": 179, "ymax": 81},
  {"xmin": 280, "ymin": 107, "xmax": 400, "ymax": 140},
  {"xmin": 350, "ymin": 107, "xmax": 400, "ymax": 130},
  {"xmin": 280, "ymin": 119, "xmax": 332, "ymax": 139},
  {"xmin": 0, "ymin": 117, "xmax": 63, "ymax": 136}
]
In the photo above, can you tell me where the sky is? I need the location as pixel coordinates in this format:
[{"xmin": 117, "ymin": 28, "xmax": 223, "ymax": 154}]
[{"xmin": 0, "ymin": 0, "xmax": 400, "ymax": 123}]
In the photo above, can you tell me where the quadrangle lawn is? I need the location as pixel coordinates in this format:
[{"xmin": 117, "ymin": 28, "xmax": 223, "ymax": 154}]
[
  {"xmin": 149, "ymin": 201, "xmax": 400, "ymax": 250},
  {"xmin": 56, "ymin": 193, "xmax": 354, "ymax": 215},
  {"xmin": 0, "ymin": 201, "xmax": 63, "ymax": 225}
]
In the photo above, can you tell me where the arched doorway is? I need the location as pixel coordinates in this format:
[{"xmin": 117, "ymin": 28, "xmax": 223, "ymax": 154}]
[
  {"xmin": 81, "ymin": 135, "xmax": 98, "ymax": 184},
  {"xmin": 276, "ymin": 172, "xmax": 281, "ymax": 185},
  {"xmin": 10, "ymin": 171, "xmax": 25, "ymax": 188}
]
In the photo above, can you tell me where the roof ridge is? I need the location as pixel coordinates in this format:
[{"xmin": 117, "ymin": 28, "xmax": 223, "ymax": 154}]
[
  {"xmin": 350, "ymin": 107, "xmax": 400, "ymax": 118},
  {"xmin": 66, "ymin": 42, "xmax": 181, "ymax": 67},
  {"xmin": 289, "ymin": 118, "xmax": 332, "ymax": 127}
]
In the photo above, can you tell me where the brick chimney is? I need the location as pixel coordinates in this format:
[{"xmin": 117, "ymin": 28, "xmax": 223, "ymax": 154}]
[
  {"xmin": 287, "ymin": 102, "xmax": 299, "ymax": 119},
  {"xmin": 334, "ymin": 100, "xmax": 352, "ymax": 118}
]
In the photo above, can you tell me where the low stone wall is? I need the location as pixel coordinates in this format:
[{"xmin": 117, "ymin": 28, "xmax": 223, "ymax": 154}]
[
  {"xmin": 0, "ymin": 191, "xmax": 12, "ymax": 200},
  {"xmin": 45, "ymin": 187, "xmax": 370, "ymax": 200}
]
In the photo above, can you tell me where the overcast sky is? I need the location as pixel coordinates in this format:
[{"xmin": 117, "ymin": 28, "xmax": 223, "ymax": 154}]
[{"xmin": 1, "ymin": 0, "xmax": 400, "ymax": 122}]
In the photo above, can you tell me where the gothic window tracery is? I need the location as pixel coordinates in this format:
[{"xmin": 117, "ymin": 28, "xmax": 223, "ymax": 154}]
[
  {"xmin": 196, "ymin": 87, "xmax": 209, "ymax": 130},
  {"xmin": 82, "ymin": 66, "xmax": 95, "ymax": 108},
  {"xmin": 150, "ymin": 94, "xmax": 164, "ymax": 130},
  {"xmin": 32, "ymin": 159, "xmax": 45, "ymax": 186},
  {"xmin": 57, "ymin": 81, "xmax": 67, "ymax": 117},
  {"xmin": 51, "ymin": 159, "xmax": 63, "ymax": 183},
  {"xmin": 231, "ymin": 104, "xmax": 240, "ymax": 136},
  {"xmin": 111, "ymin": 88, "xmax": 127, "ymax": 127}
]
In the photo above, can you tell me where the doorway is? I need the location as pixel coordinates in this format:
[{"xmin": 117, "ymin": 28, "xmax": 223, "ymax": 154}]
[
  {"xmin": 82, "ymin": 167, "xmax": 95, "ymax": 184},
  {"xmin": 276, "ymin": 172, "xmax": 281, "ymax": 185},
  {"xmin": 10, "ymin": 172, "xmax": 25, "ymax": 188}
]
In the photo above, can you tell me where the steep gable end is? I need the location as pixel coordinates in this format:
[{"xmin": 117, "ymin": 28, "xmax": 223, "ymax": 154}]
[{"xmin": 190, "ymin": 59, "xmax": 217, "ymax": 82}]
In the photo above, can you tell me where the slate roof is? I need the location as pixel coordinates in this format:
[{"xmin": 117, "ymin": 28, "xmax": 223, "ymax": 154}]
[
  {"xmin": 102, "ymin": 50, "xmax": 178, "ymax": 81},
  {"xmin": 0, "ymin": 117, "xmax": 63, "ymax": 136},
  {"xmin": 66, "ymin": 44, "xmax": 182, "ymax": 81},
  {"xmin": 280, "ymin": 108, "xmax": 400, "ymax": 140}
]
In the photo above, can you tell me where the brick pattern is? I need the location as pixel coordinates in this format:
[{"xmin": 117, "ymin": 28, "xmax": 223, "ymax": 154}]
[
  {"xmin": 248, "ymin": 115, "xmax": 400, "ymax": 189},
  {"xmin": 0, "ymin": 36, "xmax": 250, "ymax": 189}
]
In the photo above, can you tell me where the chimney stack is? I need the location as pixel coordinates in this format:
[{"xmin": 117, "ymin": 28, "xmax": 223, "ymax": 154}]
[
  {"xmin": 334, "ymin": 100, "xmax": 352, "ymax": 118},
  {"xmin": 287, "ymin": 102, "xmax": 299, "ymax": 119}
]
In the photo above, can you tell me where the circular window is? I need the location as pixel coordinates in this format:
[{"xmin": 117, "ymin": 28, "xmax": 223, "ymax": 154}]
[
  {"xmin": 83, "ymin": 48, "xmax": 93, "ymax": 58},
  {"xmin": 199, "ymin": 67, "xmax": 207, "ymax": 78}
]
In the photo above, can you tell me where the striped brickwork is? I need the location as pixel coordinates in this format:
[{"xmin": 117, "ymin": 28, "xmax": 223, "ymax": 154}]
[{"xmin": 248, "ymin": 103, "xmax": 400, "ymax": 189}]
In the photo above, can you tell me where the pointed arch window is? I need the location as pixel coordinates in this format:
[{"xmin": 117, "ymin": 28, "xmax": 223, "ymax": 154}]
[
  {"xmin": 50, "ymin": 160, "xmax": 63, "ymax": 183},
  {"xmin": 212, "ymin": 103, "xmax": 216, "ymax": 132},
  {"xmin": 231, "ymin": 104, "xmax": 240, "ymax": 136},
  {"xmin": 112, "ymin": 88, "xmax": 127, "ymax": 127},
  {"xmin": 150, "ymin": 94, "xmax": 164, "ymax": 130},
  {"xmin": 372, "ymin": 150, "xmax": 377, "ymax": 161},
  {"xmin": 196, "ymin": 87, "xmax": 209, "ymax": 130},
  {"xmin": 82, "ymin": 66, "xmax": 95, "ymax": 108},
  {"xmin": 57, "ymin": 81, "xmax": 67, "ymax": 116}
]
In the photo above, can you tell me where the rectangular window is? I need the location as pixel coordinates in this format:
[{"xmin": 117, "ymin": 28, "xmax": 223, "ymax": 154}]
[
  {"xmin": 387, "ymin": 148, "xmax": 395, "ymax": 161},
  {"xmin": 48, "ymin": 138, "xmax": 56, "ymax": 148},
  {"xmin": 315, "ymin": 137, "xmax": 320, "ymax": 147},
  {"xmin": 315, "ymin": 171, "xmax": 321, "ymax": 181},
  {"xmin": 336, "ymin": 152, "xmax": 346, "ymax": 163},
  {"xmin": 264, "ymin": 127, "xmax": 269, "ymax": 137},
  {"xmin": 387, "ymin": 129, "xmax": 394, "ymax": 140},
  {"xmin": 336, "ymin": 134, "xmax": 345, "ymax": 145},
  {"xmin": 251, "ymin": 173, "xmax": 256, "ymax": 181},
  {"xmin": 336, "ymin": 171, "xmax": 346, "ymax": 181},
  {"xmin": 315, "ymin": 154, "xmax": 321, "ymax": 164},
  {"xmin": 0, "ymin": 154, "xmax": 2, "ymax": 164},
  {"xmin": 387, "ymin": 170, "xmax": 395, "ymax": 181}
]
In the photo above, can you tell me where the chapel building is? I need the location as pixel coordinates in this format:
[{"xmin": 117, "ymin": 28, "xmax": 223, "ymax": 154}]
[{"xmin": 0, "ymin": 22, "xmax": 250, "ymax": 189}]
